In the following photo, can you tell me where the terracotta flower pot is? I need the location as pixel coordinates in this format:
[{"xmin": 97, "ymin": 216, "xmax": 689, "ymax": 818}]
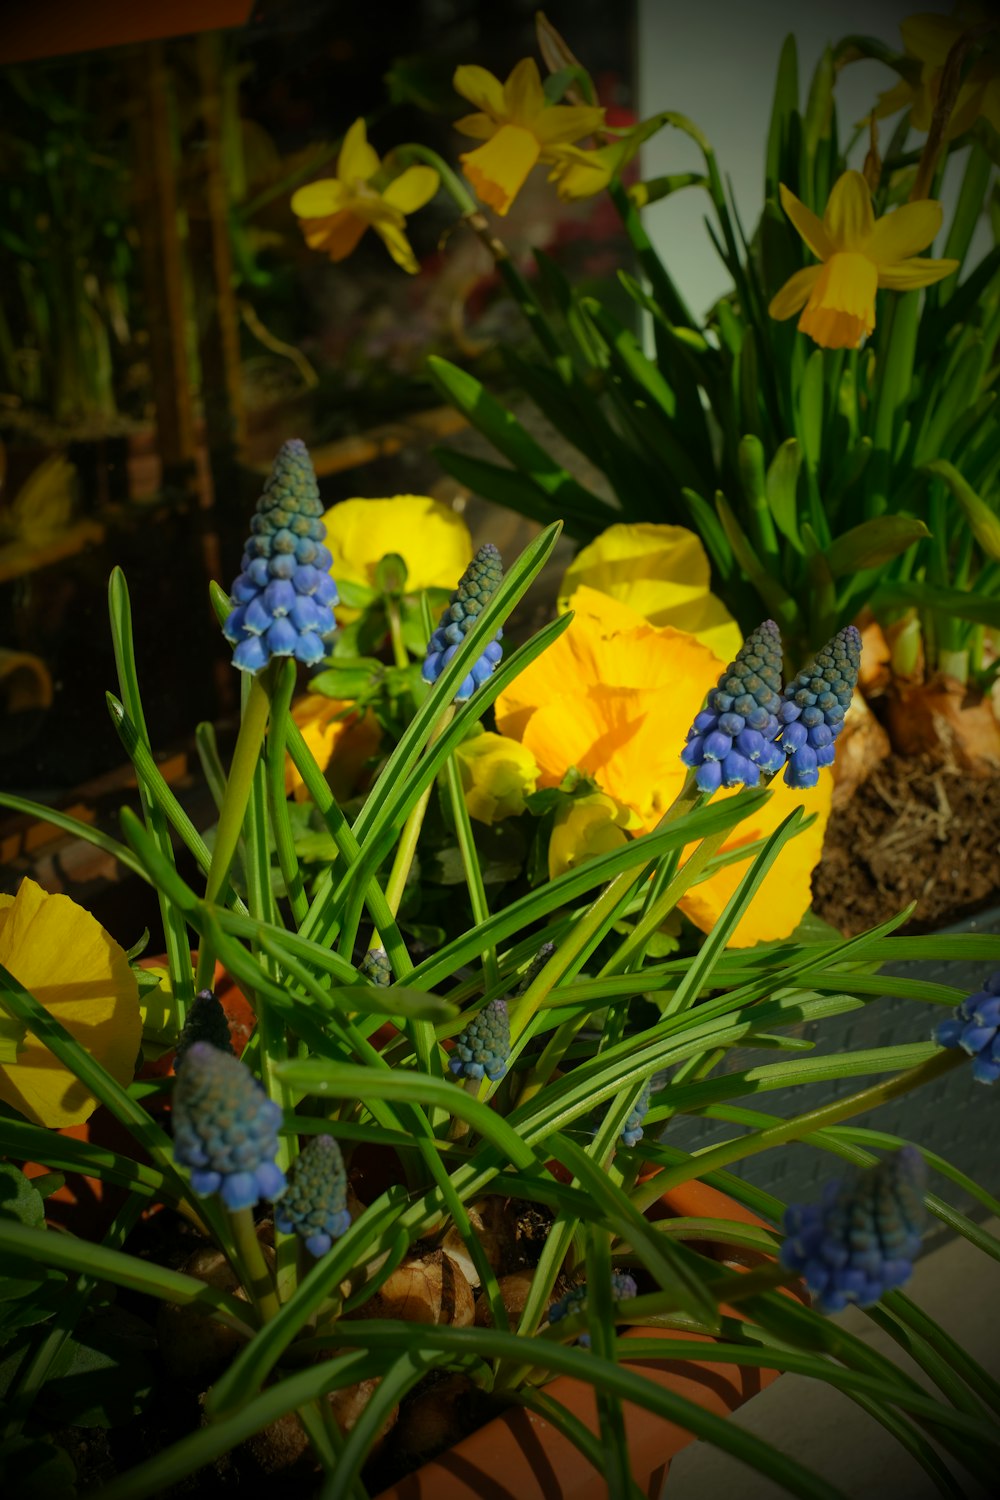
[{"xmin": 373, "ymin": 1178, "xmax": 787, "ymax": 1500}]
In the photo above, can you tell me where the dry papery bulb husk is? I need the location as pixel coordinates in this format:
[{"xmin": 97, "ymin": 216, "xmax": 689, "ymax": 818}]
[
  {"xmin": 351, "ymin": 1248, "xmax": 476, "ymax": 1327},
  {"xmin": 158, "ymin": 1232, "xmax": 273, "ymax": 1387},
  {"xmin": 237, "ymin": 1373, "xmax": 398, "ymax": 1478},
  {"xmin": 440, "ymin": 1202, "xmax": 506, "ymax": 1287},
  {"xmin": 474, "ymin": 1268, "xmax": 575, "ymax": 1328}
]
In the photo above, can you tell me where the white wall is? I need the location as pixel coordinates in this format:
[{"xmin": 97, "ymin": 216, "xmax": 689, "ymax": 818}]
[{"xmin": 635, "ymin": 0, "xmax": 931, "ymax": 317}]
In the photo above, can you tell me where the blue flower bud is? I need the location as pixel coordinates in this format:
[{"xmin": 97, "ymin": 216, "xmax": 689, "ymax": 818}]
[
  {"xmin": 680, "ymin": 621, "xmax": 785, "ymax": 791},
  {"xmin": 549, "ymin": 1269, "xmax": 638, "ymax": 1345},
  {"xmin": 932, "ymin": 970, "xmax": 1000, "ymax": 1084},
  {"xmin": 423, "ymin": 544, "xmax": 504, "ymax": 702},
  {"xmin": 779, "ymin": 626, "xmax": 861, "ymax": 790},
  {"xmin": 174, "ymin": 990, "xmax": 234, "ymax": 1070},
  {"xmin": 273, "ymin": 1134, "xmax": 351, "ymax": 1257},
  {"xmin": 223, "ymin": 440, "xmax": 337, "ymax": 674},
  {"xmin": 780, "ymin": 1147, "xmax": 926, "ymax": 1313},
  {"xmin": 172, "ymin": 1042, "xmax": 286, "ymax": 1211},
  {"xmin": 449, "ymin": 997, "xmax": 510, "ymax": 1081}
]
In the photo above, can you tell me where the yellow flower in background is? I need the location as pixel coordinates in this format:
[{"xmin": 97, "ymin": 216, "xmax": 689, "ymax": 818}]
[
  {"xmin": 769, "ymin": 170, "xmax": 959, "ymax": 349},
  {"xmin": 0, "ymin": 878, "xmax": 140, "ymax": 1128},
  {"xmin": 322, "ymin": 495, "xmax": 473, "ymax": 596},
  {"xmin": 455, "ymin": 731, "xmax": 540, "ymax": 825},
  {"xmin": 558, "ymin": 523, "xmax": 742, "ymax": 662},
  {"xmin": 285, "ymin": 694, "xmax": 381, "ymax": 803},
  {"xmin": 875, "ymin": 8, "xmax": 1000, "ymax": 140},
  {"xmin": 496, "ymin": 597, "xmax": 830, "ymax": 946},
  {"xmin": 548, "ymin": 792, "xmax": 630, "ymax": 880},
  {"xmin": 453, "ymin": 58, "xmax": 605, "ymax": 215},
  {"xmin": 291, "ymin": 118, "xmax": 439, "ymax": 274}
]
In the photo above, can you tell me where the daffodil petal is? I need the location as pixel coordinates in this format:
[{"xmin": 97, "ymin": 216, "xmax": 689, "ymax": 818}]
[
  {"xmin": 453, "ymin": 64, "xmax": 506, "ymax": 117},
  {"xmin": 865, "ymin": 198, "xmax": 943, "ymax": 263},
  {"xmin": 454, "ymin": 111, "xmax": 497, "ymax": 141},
  {"xmin": 768, "ymin": 265, "xmax": 822, "ymax": 320},
  {"xmin": 503, "ymin": 57, "xmax": 545, "ymax": 124},
  {"xmin": 874, "ymin": 77, "xmax": 918, "ymax": 119},
  {"xmin": 901, "ymin": 13, "xmax": 961, "ymax": 66},
  {"xmin": 798, "ymin": 253, "xmax": 877, "ymax": 349},
  {"xmin": 461, "ymin": 125, "xmax": 540, "ymax": 215},
  {"xmin": 822, "ymin": 170, "xmax": 874, "ymax": 251},
  {"xmin": 301, "ymin": 210, "xmax": 368, "ymax": 262},
  {"xmin": 981, "ymin": 80, "xmax": 1000, "ymax": 135},
  {"xmin": 291, "ymin": 179, "xmax": 346, "ymax": 218},
  {"xmin": 382, "ymin": 165, "xmax": 439, "ymax": 214},
  {"xmin": 371, "ymin": 219, "xmax": 420, "ymax": 273},
  {"xmin": 337, "ymin": 117, "xmax": 380, "ymax": 184},
  {"xmin": 778, "ymin": 184, "xmax": 833, "ymax": 260},
  {"xmin": 534, "ymin": 103, "xmax": 607, "ymax": 145},
  {"xmin": 876, "ymin": 255, "xmax": 960, "ymax": 290}
]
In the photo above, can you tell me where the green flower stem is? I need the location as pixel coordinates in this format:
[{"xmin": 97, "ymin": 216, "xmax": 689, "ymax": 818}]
[
  {"xmin": 608, "ymin": 825, "xmax": 729, "ymax": 977},
  {"xmin": 195, "ymin": 669, "xmax": 274, "ymax": 993},
  {"xmin": 394, "ymin": 142, "xmax": 477, "ymax": 216},
  {"xmin": 264, "ymin": 659, "xmax": 308, "ymax": 928},
  {"xmin": 443, "ymin": 751, "xmax": 499, "ymax": 994},
  {"xmin": 385, "ymin": 599, "xmax": 409, "ymax": 671},
  {"xmin": 632, "ymin": 1048, "xmax": 968, "ymax": 1215},
  {"xmin": 229, "ymin": 1205, "xmax": 282, "ymax": 1322}
]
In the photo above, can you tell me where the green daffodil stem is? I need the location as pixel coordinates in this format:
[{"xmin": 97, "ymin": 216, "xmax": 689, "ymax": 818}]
[
  {"xmin": 229, "ymin": 1205, "xmax": 281, "ymax": 1323},
  {"xmin": 632, "ymin": 1048, "xmax": 968, "ymax": 1216},
  {"xmin": 195, "ymin": 670, "xmax": 275, "ymax": 993}
]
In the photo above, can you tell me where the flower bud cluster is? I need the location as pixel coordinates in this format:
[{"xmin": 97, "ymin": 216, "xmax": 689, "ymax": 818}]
[
  {"xmin": 172, "ymin": 1042, "xmax": 286, "ymax": 1211},
  {"xmin": 273, "ymin": 1134, "xmax": 351, "ymax": 1257},
  {"xmin": 780, "ymin": 1146, "xmax": 927, "ymax": 1313},
  {"xmin": 548, "ymin": 1269, "xmax": 638, "ymax": 1346},
  {"xmin": 779, "ymin": 625, "xmax": 861, "ymax": 790},
  {"xmin": 680, "ymin": 621, "xmax": 786, "ymax": 791},
  {"xmin": 223, "ymin": 439, "xmax": 338, "ymax": 674},
  {"xmin": 359, "ymin": 946, "xmax": 392, "ymax": 987},
  {"xmin": 933, "ymin": 971, "xmax": 1000, "ymax": 1085},
  {"xmin": 423, "ymin": 543, "xmax": 504, "ymax": 702},
  {"xmin": 448, "ymin": 997, "xmax": 510, "ymax": 1082},
  {"xmin": 620, "ymin": 1077, "xmax": 652, "ymax": 1148},
  {"xmin": 174, "ymin": 989, "xmax": 234, "ymax": 1071}
]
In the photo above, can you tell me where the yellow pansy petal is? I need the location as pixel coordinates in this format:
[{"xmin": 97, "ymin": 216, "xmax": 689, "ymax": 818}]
[
  {"xmin": 876, "ymin": 256, "xmax": 959, "ymax": 291},
  {"xmin": 337, "ymin": 117, "xmax": 380, "ymax": 184},
  {"xmin": 322, "ymin": 495, "xmax": 472, "ymax": 593},
  {"xmin": 461, "ymin": 125, "xmax": 540, "ymax": 215},
  {"xmin": 285, "ymin": 696, "xmax": 381, "ymax": 802},
  {"xmin": 560, "ymin": 523, "xmax": 709, "ymax": 616},
  {"xmin": 456, "ymin": 732, "xmax": 539, "ymax": 825},
  {"xmin": 453, "ymin": 64, "xmax": 506, "ymax": 117},
  {"xmin": 798, "ymin": 253, "xmax": 877, "ymax": 349},
  {"xmin": 679, "ymin": 777, "xmax": 833, "ymax": 947},
  {"xmin": 371, "ymin": 219, "xmax": 421, "ymax": 274},
  {"xmin": 778, "ymin": 184, "xmax": 833, "ymax": 261},
  {"xmin": 534, "ymin": 103, "xmax": 607, "ymax": 146},
  {"xmin": 382, "ymin": 165, "xmax": 440, "ymax": 215},
  {"xmin": 503, "ymin": 57, "xmax": 545, "ymax": 124},
  {"xmin": 865, "ymin": 198, "xmax": 943, "ymax": 263},
  {"xmin": 0, "ymin": 877, "xmax": 140, "ymax": 1128},
  {"xmin": 822, "ymin": 170, "xmax": 874, "ymax": 251},
  {"xmin": 301, "ymin": 210, "xmax": 368, "ymax": 262},
  {"xmin": 548, "ymin": 793, "xmax": 629, "ymax": 881},
  {"xmin": 900, "ymin": 13, "xmax": 961, "ymax": 66},
  {"xmin": 291, "ymin": 179, "xmax": 346, "ymax": 218},
  {"xmin": 768, "ymin": 265, "xmax": 822, "ymax": 321},
  {"xmin": 454, "ymin": 112, "xmax": 497, "ymax": 141}
]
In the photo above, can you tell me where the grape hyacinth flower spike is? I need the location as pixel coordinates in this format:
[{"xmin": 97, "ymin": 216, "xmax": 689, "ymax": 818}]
[
  {"xmin": 172, "ymin": 1042, "xmax": 286, "ymax": 1211},
  {"xmin": 273, "ymin": 1134, "xmax": 351, "ymax": 1257},
  {"xmin": 174, "ymin": 989, "xmax": 234, "ymax": 1071},
  {"xmin": 780, "ymin": 1146, "xmax": 927, "ymax": 1313},
  {"xmin": 223, "ymin": 438, "xmax": 338, "ymax": 673},
  {"xmin": 932, "ymin": 970, "xmax": 1000, "ymax": 1085},
  {"xmin": 778, "ymin": 625, "xmax": 861, "ymax": 790},
  {"xmin": 423, "ymin": 543, "xmax": 504, "ymax": 702},
  {"xmin": 548, "ymin": 1269, "xmax": 638, "ymax": 1345},
  {"xmin": 680, "ymin": 620, "xmax": 786, "ymax": 792},
  {"xmin": 449, "ymin": 997, "xmax": 510, "ymax": 1081},
  {"xmin": 621, "ymin": 1077, "xmax": 652, "ymax": 1148}
]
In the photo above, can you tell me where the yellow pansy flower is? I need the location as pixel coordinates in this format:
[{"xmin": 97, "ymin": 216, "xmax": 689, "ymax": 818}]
[
  {"xmin": 291, "ymin": 118, "xmax": 439, "ymax": 274},
  {"xmin": 558, "ymin": 524, "xmax": 742, "ymax": 662},
  {"xmin": 0, "ymin": 878, "xmax": 141, "ymax": 1128},
  {"xmin": 455, "ymin": 731, "xmax": 540, "ymax": 825},
  {"xmin": 322, "ymin": 494, "xmax": 472, "ymax": 596},
  {"xmin": 284, "ymin": 694, "xmax": 381, "ymax": 803},
  {"xmin": 769, "ymin": 170, "xmax": 959, "ymax": 349},
  {"xmin": 496, "ymin": 595, "xmax": 831, "ymax": 946},
  {"xmin": 548, "ymin": 791, "xmax": 630, "ymax": 881},
  {"xmin": 453, "ymin": 58, "xmax": 605, "ymax": 215},
  {"xmin": 875, "ymin": 8, "xmax": 1000, "ymax": 140}
]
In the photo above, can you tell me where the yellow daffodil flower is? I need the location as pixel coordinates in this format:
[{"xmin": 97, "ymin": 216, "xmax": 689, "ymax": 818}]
[
  {"xmin": 876, "ymin": 8, "xmax": 1000, "ymax": 140},
  {"xmin": 285, "ymin": 694, "xmax": 381, "ymax": 802},
  {"xmin": 455, "ymin": 731, "xmax": 540, "ymax": 825},
  {"xmin": 769, "ymin": 170, "xmax": 959, "ymax": 349},
  {"xmin": 291, "ymin": 118, "xmax": 439, "ymax": 274},
  {"xmin": 548, "ymin": 791, "xmax": 631, "ymax": 880},
  {"xmin": 496, "ymin": 593, "xmax": 831, "ymax": 946},
  {"xmin": 558, "ymin": 524, "xmax": 742, "ymax": 662},
  {"xmin": 0, "ymin": 877, "xmax": 140, "ymax": 1128},
  {"xmin": 453, "ymin": 58, "xmax": 605, "ymax": 215},
  {"xmin": 322, "ymin": 495, "xmax": 473, "ymax": 597}
]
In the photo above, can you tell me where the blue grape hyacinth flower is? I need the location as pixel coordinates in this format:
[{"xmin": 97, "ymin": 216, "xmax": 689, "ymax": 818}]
[
  {"xmin": 621, "ymin": 1077, "xmax": 652, "ymax": 1148},
  {"xmin": 548, "ymin": 1269, "xmax": 638, "ymax": 1346},
  {"xmin": 448, "ymin": 997, "xmax": 510, "ymax": 1082},
  {"xmin": 223, "ymin": 438, "xmax": 338, "ymax": 673},
  {"xmin": 780, "ymin": 1147, "xmax": 927, "ymax": 1313},
  {"xmin": 778, "ymin": 625, "xmax": 861, "ymax": 790},
  {"xmin": 273, "ymin": 1134, "xmax": 351, "ymax": 1257},
  {"xmin": 932, "ymin": 971, "xmax": 1000, "ymax": 1085},
  {"xmin": 172, "ymin": 1041, "xmax": 286, "ymax": 1211},
  {"xmin": 423, "ymin": 543, "xmax": 504, "ymax": 702},
  {"xmin": 680, "ymin": 620, "xmax": 786, "ymax": 792}
]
